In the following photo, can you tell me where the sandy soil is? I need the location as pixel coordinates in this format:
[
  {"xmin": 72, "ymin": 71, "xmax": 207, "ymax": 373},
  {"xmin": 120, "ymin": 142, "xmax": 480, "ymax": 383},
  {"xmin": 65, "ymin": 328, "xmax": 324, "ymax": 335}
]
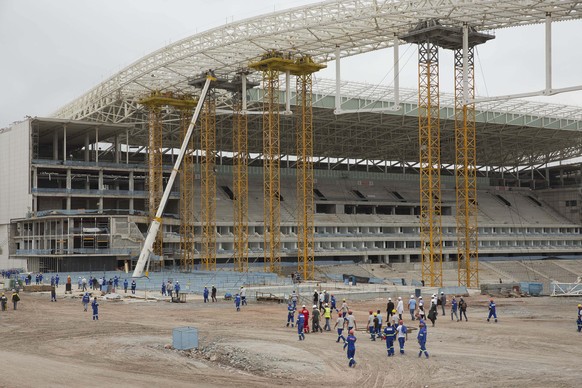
[{"xmin": 0, "ymin": 287, "xmax": 580, "ymax": 388}]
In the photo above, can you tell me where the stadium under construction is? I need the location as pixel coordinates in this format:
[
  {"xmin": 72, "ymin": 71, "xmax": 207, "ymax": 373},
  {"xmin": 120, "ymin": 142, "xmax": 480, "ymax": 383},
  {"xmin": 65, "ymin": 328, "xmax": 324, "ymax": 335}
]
[{"xmin": 2, "ymin": 0, "xmax": 582, "ymax": 289}]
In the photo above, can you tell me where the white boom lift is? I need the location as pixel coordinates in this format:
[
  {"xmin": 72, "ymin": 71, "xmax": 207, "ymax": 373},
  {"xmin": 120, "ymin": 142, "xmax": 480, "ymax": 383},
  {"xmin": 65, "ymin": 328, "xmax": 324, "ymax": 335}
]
[{"xmin": 132, "ymin": 75, "xmax": 214, "ymax": 278}]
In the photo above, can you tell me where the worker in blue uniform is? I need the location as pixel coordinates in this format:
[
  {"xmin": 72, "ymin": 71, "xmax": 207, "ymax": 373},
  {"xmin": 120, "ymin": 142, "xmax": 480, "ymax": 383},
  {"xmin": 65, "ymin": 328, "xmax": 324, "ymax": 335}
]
[
  {"xmin": 82, "ymin": 292, "xmax": 90, "ymax": 312},
  {"xmin": 131, "ymin": 280, "xmax": 136, "ymax": 294},
  {"xmin": 55, "ymin": 274, "xmax": 60, "ymax": 288},
  {"xmin": 487, "ymin": 298, "xmax": 498, "ymax": 323},
  {"xmin": 91, "ymin": 297, "xmax": 99, "ymax": 320},
  {"xmin": 334, "ymin": 313, "xmax": 346, "ymax": 343},
  {"xmin": 577, "ymin": 304, "xmax": 582, "ymax": 332},
  {"xmin": 174, "ymin": 281, "xmax": 180, "ymax": 298},
  {"xmin": 297, "ymin": 312, "xmax": 305, "ymax": 340},
  {"xmin": 417, "ymin": 320, "xmax": 429, "ymax": 358},
  {"xmin": 330, "ymin": 294, "xmax": 337, "ymax": 312},
  {"xmin": 234, "ymin": 293, "xmax": 241, "ymax": 311},
  {"xmin": 286, "ymin": 302, "xmax": 295, "ymax": 327},
  {"xmin": 343, "ymin": 329, "xmax": 357, "ymax": 367},
  {"xmin": 161, "ymin": 282, "xmax": 166, "ymax": 296},
  {"xmin": 203, "ymin": 286, "xmax": 209, "ymax": 303},
  {"xmin": 382, "ymin": 321, "xmax": 396, "ymax": 357},
  {"xmin": 123, "ymin": 278, "xmax": 128, "ymax": 293}
]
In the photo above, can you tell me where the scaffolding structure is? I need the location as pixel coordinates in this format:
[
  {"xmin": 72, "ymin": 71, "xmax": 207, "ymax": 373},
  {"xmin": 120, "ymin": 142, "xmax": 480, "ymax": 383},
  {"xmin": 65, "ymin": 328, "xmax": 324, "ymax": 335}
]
[
  {"xmin": 417, "ymin": 40, "xmax": 443, "ymax": 287},
  {"xmin": 293, "ymin": 56, "xmax": 324, "ymax": 281},
  {"xmin": 233, "ymin": 94, "xmax": 249, "ymax": 273},
  {"xmin": 145, "ymin": 106, "xmax": 164, "ymax": 259},
  {"xmin": 201, "ymin": 89, "xmax": 217, "ymax": 271},
  {"xmin": 180, "ymin": 108, "xmax": 196, "ymax": 271}
]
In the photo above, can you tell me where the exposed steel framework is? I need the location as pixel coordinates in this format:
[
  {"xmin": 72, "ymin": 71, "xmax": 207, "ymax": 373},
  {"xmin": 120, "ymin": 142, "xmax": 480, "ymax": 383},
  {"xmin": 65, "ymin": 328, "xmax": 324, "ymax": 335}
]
[
  {"xmin": 146, "ymin": 106, "xmax": 164, "ymax": 259},
  {"xmin": 233, "ymin": 96, "xmax": 249, "ymax": 273},
  {"xmin": 201, "ymin": 90, "xmax": 217, "ymax": 271},
  {"xmin": 455, "ymin": 46, "xmax": 479, "ymax": 287},
  {"xmin": 418, "ymin": 41, "xmax": 443, "ymax": 287},
  {"xmin": 296, "ymin": 72, "xmax": 315, "ymax": 281},
  {"xmin": 179, "ymin": 108, "xmax": 196, "ymax": 271}
]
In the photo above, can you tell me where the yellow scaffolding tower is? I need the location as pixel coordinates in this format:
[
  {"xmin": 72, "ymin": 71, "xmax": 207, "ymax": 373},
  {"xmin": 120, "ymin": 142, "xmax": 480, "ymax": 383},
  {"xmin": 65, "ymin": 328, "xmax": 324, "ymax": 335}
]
[
  {"xmin": 294, "ymin": 56, "xmax": 325, "ymax": 281},
  {"xmin": 180, "ymin": 108, "xmax": 196, "ymax": 271},
  {"xmin": 201, "ymin": 90, "xmax": 217, "ymax": 271},
  {"xmin": 145, "ymin": 106, "xmax": 164, "ymax": 259},
  {"xmin": 233, "ymin": 95, "xmax": 249, "ymax": 273},
  {"xmin": 418, "ymin": 41, "xmax": 443, "ymax": 287},
  {"xmin": 454, "ymin": 46, "xmax": 479, "ymax": 287}
]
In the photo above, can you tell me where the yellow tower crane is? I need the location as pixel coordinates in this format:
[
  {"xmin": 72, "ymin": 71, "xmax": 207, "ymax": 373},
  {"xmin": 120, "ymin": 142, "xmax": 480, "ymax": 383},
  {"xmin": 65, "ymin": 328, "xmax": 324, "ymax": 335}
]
[{"xmin": 140, "ymin": 92, "xmax": 198, "ymax": 271}]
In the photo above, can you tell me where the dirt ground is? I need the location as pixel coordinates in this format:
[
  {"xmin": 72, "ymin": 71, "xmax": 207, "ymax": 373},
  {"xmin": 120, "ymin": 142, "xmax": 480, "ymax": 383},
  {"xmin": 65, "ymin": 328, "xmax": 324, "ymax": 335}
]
[{"xmin": 0, "ymin": 287, "xmax": 581, "ymax": 388}]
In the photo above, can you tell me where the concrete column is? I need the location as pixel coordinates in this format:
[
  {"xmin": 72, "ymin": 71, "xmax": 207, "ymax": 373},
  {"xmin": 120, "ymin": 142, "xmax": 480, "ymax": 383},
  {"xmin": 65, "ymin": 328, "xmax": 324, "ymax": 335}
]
[
  {"xmin": 66, "ymin": 169, "xmax": 71, "ymax": 190},
  {"xmin": 84, "ymin": 132, "xmax": 90, "ymax": 162},
  {"xmin": 404, "ymin": 254, "xmax": 410, "ymax": 264},
  {"xmin": 560, "ymin": 168, "xmax": 564, "ymax": 186},
  {"xmin": 53, "ymin": 130, "xmax": 59, "ymax": 160},
  {"xmin": 98, "ymin": 170, "xmax": 103, "ymax": 191},
  {"xmin": 129, "ymin": 198, "xmax": 134, "ymax": 214},
  {"xmin": 66, "ymin": 197, "xmax": 71, "ymax": 211},
  {"xmin": 63, "ymin": 124, "xmax": 67, "ymax": 162},
  {"xmin": 129, "ymin": 171, "xmax": 134, "ymax": 191},
  {"xmin": 444, "ymin": 253, "xmax": 450, "ymax": 262},
  {"xmin": 383, "ymin": 255, "xmax": 390, "ymax": 264},
  {"xmin": 115, "ymin": 134, "xmax": 120, "ymax": 164},
  {"xmin": 98, "ymin": 197, "xmax": 103, "ymax": 212},
  {"xmin": 95, "ymin": 126, "xmax": 99, "ymax": 164},
  {"xmin": 363, "ymin": 254, "xmax": 368, "ymax": 263}
]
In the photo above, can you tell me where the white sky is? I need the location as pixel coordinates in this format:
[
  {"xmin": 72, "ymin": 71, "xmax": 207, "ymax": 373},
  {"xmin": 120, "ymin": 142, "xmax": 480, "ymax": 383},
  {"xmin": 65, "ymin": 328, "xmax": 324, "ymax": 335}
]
[{"xmin": 1, "ymin": 0, "xmax": 581, "ymax": 129}]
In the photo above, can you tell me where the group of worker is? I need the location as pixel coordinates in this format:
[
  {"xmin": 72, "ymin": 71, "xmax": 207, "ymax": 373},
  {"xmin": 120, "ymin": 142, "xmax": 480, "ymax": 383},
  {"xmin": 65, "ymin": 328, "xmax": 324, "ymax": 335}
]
[{"xmin": 287, "ymin": 294, "xmax": 432, "ymax": 367}]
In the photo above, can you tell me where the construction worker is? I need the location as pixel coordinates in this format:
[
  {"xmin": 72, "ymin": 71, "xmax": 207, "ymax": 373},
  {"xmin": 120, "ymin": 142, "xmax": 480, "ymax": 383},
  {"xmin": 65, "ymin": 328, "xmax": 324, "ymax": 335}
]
[
  {"xmin": 174, "ymin": 281, "xmax": 180, "ymax": 298},
  {"xmin": 123, "ymin": 278, "xmax": 128, "ymax": 293},
  {"xmin": 340, "ymin": 299, "xmax": 349, "ymax": 315},
  {"xmin": 417, "ymin": 320, "xmax": 429, "ymax": 358},
  {"xmin": 367, "ymin": 311, "xmax": 376, "ymax": 341},
  {"xmin": 396, "ymin": 297, "xmax": 404, "ymax": 321},
  {"xmin": 50, "ymin": 285, "xmax": 57, "ymax": 302},
  {"xmin": 397, "ymin": 319, "xmax": 408, "ymax": 355},
  {"xmin": 323, "ymin": 303, "xmax": 332, "ymax": 331},
  {"xmin": 82, "ymin": 292, "xmax": 90, "ymax": 312},
  {"xmin": 386, "ymin": 297, "xmax": 395, "ymax": 321},
  {"xmin": 319, "ymin": 291, "xmax": 325, "ymax": 311},
  {"xmin": 11, "ymin": 290, "xmax": 20, "ymax": 310},
  {"xmin": 375, "ymin": 309, "xmax": 383, "ymax": 337},
  {"xmin": 234, "ymin": 294, "xmax": 241, "ymax": 311},
  {"xmin": 343, "ymin": 329, "xmax": 357, "ymax": 367},
  {"xmin": 286, "ymin": 302, "xmax": 295, "ymax": 327},
  {"xmin": 459, "ymin": 297, "xmax": 468, "ymax": 321},
  {"xmin": 313, "ymin": 289, "xmax": 319, "ymax": 306},
  {"xmin": 487, "ymin": 298, "xmax": 498, "ymax": 323},
  {"xmin": 312, "ymin": 305, "xmax": 322, "ymax": 333},
  {"xmin": 346, "ymin": 310, "xmax": 357, "ymax": 332},
  {"xmin": 82, "ymin": 277, "xmax": 87, "ymax": 291},
  {"xmin": 418, "ymin": 296, "xmax": 425, "ymax": 320},
  {"xmin": 131, "ymin": 280, "xmax": 136, "ymax": 294},
  {"xmin": 161, "ymin": 282, "xmax": 166, "ymax": 296},
  {"xmin": 577, "ymin": 304, "xmax": 582, "ymax": 333},
  {"xmin": 211, "ymin": 285, "xmax": 217, "ymax": 302},
  {"xmin": 301, "ymin": 305, "xmax": 310, "ymax": 334},
  {"xmin": 330, "ymin": 294, "xmax": 337, "ymax": 312},
  {"xmin": 439, "ymin": 292, "xmax": 446, "ymax": 316},
  {"xmin": 408, "ymin": 295, "xmax": 417, "ymax": 321},
  {"xmin": 91, "ymin": 297, "xmax": 99, "ymax": 320},
  {"xmin": 428, "ymin": 302, "xmax": 438, "ymax": 327},
  {"xmin": 451, "ymin": 296, "xmax": 459, "ymax": 322},
  {"xmin": 240, "ymin": 286, "xmax": 247, "ymax": 306},
  {"xmin": 382, "ymin": 320, "xmax": 396, "ymax": 356},
  {"xmin": 0, "ymin": 293, "xmax": 7, "ymax": 311},
  {"xmin": 334, "ymin": 313, "xmax": 346, "ymax": 343},
  {"xmin": 290, "ymin": 290, "xmax": 298, "ymax": 309},
  {"xmin": 297, "ymin": 312, "xmax": 306, "ymax": 340},
  {"xmin": 55, "ymin": 274, "xmax": 60, "ymax": 288},
  {"xmin": 203, "ymin": 287, "xmax": 209, "ymax": 303}
]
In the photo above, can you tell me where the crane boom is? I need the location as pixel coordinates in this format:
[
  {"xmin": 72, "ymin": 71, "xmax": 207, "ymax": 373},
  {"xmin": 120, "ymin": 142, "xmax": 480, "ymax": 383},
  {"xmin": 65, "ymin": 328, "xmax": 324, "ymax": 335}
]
[{"xmin": 133, "ymin": 75, "xmax": 214, "ymax": 278}]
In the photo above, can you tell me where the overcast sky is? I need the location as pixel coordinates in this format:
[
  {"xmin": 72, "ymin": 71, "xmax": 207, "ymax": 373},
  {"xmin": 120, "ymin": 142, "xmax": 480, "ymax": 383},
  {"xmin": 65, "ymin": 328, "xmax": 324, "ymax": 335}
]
[{"xmin": 1, "ymin": 0, "xmax": 581, "ymax": 128}]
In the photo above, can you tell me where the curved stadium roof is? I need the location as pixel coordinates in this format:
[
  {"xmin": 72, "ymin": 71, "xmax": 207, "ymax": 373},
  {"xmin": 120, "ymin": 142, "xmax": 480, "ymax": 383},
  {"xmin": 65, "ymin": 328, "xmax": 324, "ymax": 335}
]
[{"xmin": 51, "ymin": 0, "xmax": 582, "ymax": 167}]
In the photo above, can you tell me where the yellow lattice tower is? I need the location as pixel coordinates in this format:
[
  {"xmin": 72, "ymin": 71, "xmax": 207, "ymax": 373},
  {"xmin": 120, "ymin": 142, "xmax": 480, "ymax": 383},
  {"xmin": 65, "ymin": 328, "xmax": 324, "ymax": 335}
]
[
  {"xmin": 180, "ymin": 108, "xmax": 196, "ymax": 272},
  {"xmin": 293, "ymin": 56, "xmax": 325, "ymax": 281},
  {"xmin": 418, "ymin": 41, "xmax": 443, "ymax": 287},
  {"xmin": 146, "ymin": 106, "xmax": 164, "ymax": 259},
  {"xmin": 201, "ymin": 90, "xmax": 217, "ymax": 271},
  {"xmin": 454, "ymin": 46, "xmax": 479, "ymax": 287},
  {"xmin": 233, "ymin": 95, "xmax": 249, "ymax": 272},
  {"xmin": 250, "ymin": 52, "xmax": 293, "ymax": 274}
]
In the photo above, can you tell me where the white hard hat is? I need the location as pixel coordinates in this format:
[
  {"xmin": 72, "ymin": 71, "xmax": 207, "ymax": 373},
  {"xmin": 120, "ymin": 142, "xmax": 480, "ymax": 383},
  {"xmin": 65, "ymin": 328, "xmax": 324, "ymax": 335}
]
[
  {"xmin": 302, "ymin": 305, "xmax": 306, "ymax": 308},
  {"xmin": 440, "ymin": 291, "xmax": 444, "ymax": 294},
  {"xmin": 313, "ymin": 305, "xmax": 317, "ymax": 308},
  {"xmin": 388, "ymin": 298, "xmax": 392, "ymax": 301},
  {"xmin": 398, "ymin": 297, "xmax": 402, "ymax": 300},
  {"xmin": 419, "ymin": 296, "xmax": 423, "ymax": 299},
  {"xmin": 410, "ymin": 295, "xmax": 414, "ymax": 298}
]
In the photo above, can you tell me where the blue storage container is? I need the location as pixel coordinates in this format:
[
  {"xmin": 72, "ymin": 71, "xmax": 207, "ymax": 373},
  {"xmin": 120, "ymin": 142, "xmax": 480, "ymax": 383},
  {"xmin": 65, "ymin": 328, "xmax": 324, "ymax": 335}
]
[{"xmin": 173, "ymin": 326, "xmax": 198, "ymax": 350}]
